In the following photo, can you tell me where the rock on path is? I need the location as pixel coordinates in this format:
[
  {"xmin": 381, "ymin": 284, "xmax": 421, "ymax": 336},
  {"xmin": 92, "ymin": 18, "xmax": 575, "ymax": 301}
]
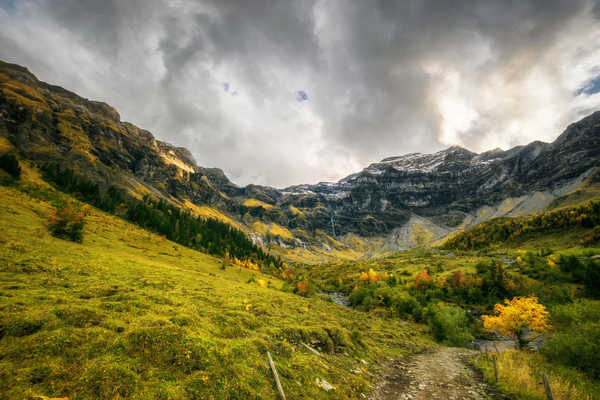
[{"xmin": 369, "ymin": 347, "xmax": 507, "ymax": 400}]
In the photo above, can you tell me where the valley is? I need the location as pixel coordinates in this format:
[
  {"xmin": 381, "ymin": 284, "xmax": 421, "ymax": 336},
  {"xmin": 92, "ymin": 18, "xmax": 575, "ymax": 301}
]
[
  {"xmin": 0, "ymin": 58, "xmax": 600, "ymax": 399},
  {"xmin": 0, "ymin": 172, "xmax": 431, "ymax": 399},
  {"xmin": 1, "ymin": 59, "xmax": 599, "ymax": 264}
]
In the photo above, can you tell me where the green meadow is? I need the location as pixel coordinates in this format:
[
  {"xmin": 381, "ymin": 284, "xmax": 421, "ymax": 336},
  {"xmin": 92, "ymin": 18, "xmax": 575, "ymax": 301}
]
[{"xmin": 0, "ymin": 173, "xmax": 431, "ymax": 399}]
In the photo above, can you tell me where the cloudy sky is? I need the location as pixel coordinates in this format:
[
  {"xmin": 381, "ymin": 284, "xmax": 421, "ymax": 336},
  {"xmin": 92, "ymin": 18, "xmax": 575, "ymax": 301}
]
[{"xmin": 1, "ymin": 0, "xmax": 600, "ymax": 187}]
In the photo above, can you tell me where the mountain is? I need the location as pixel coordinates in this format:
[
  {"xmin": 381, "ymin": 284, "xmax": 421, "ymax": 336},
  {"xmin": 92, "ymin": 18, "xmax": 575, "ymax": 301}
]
[{"xmin": 1, "ymin": 59, "xmax": 599, "ymax": 262}]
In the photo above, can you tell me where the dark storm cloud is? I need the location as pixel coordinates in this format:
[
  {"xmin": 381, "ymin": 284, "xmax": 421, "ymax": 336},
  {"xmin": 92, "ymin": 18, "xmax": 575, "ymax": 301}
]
[
  {"xmin": 1, "ymin": 0, "xmax": 599, "ymax": 187},
  {"xmin": 310, "ymin": 0, "xmax": 592, "ymax": 156}
]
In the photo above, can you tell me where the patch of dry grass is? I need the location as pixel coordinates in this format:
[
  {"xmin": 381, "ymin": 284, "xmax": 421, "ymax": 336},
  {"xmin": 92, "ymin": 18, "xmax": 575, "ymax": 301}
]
[{"xmin": 474, "ymin": 350, "xmax": 599, "ymax": 400}]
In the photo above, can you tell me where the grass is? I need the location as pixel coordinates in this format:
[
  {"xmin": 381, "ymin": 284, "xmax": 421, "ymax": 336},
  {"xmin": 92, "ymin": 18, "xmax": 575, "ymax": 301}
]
[
  {"xmin": 243, "ymin": 198, "xmax": 275, "ymax": 210},
  {"xmin": 267, "ymin": 223, "xmax": 294, "ymax": 240},
  {"xmin": 473, "ymin": 350, "xmax": 600, "ymax": 400},
  {"xmin": 1, "ymin": 149, "xmax": 599, "ymax": 399},
  {"xmin": 270, "ymin": 243, "xmax": 366, "ymax": 265},
  {"xmin": 183, "ymin": 200, "xmax": 242, "ymax": 230},
  {"xmin": 1, "ymin": 78, "xmax": 50, "ymax": 110},
  {"xmin": 0, "ymin": 181, "xmax": 431, "ymax": 399},
  {"xmin": 411, "ymin": 223, "xmax": 434, "ymax": 246},
  {"xmin": 250, "ymin": 221, "xmax": 294, "ymax": 241},
  {"xmin": 296, "ymin": 247, "xmax": 488, "ymax": 286},
  {"xmin": 289, "ymin": 205, "xmax": 304, "ymax": 216}
]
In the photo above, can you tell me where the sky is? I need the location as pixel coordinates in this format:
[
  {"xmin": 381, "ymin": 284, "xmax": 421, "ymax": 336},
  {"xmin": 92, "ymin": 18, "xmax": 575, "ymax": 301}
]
[{"xmin": 1, "ymin": 0, "xmax": 600, "ymax": 188}]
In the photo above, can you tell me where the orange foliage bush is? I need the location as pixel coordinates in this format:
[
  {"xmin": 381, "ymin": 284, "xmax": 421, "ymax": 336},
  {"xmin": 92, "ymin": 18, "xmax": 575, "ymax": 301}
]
[
  {"xmin": 413, "ymin": 270, "xmax": 432, "ymax": 290},
  {"xmin": 296, "ymin": 281, "xmax": 310, "ymax": 296}
]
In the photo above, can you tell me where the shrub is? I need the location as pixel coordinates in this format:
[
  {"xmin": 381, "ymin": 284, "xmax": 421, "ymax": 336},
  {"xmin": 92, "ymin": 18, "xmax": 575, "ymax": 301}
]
[
  {"xmin": 0, "ymin": 153, "xmax": 21, "ymax": 179},
  {"xmin": 476, "ymin": 261, "xmax": 516, "ymax": 300},
  {"xmin": 391, "ymin": 292, "xmax": 421, "ymax": 320},
  {"xmin": 426, "ymin": 303, "xmax": 472, "ymax": 346},
  {"xmin": 543, "ymin": 300, "xmax": 600, "ymax": 378},
  {"xmin": 533, "ymin": 284, "xmax": 573, "ymax": 305},
  {"xmin": 349, "ymin": 285, "xmax": 376, "ymax": 309},
  {"xmin": 541, "ymin": 322, "xmax": 600, "ymax": 379},
  {"xmin": 558, "ymin": 255, "xmax": 586, "ymax": 281},
  {"xmin": 295, "ymin": 280, "xmax": 312, "ymax": 297},
  {"xmin": 358, "ymin": 268, "xmax": 379, "ymax": 283},
  {"xmin": 48, "ymin": 203, "xmax": 85, "ymax": 242},
  {"xmin": 414, "ymin": 270, "xmax": 432, "ymax": 290},
  {"xmin": 558, "ymin": 256, "xmax": 600, "ymax": 297},
  {"xmin": 584, "ymin": 259, "xmax": 600, "ymax": 298},
  {"xmin": 550, "ymin": 299, "xmax": 600, "ymax": 330}
]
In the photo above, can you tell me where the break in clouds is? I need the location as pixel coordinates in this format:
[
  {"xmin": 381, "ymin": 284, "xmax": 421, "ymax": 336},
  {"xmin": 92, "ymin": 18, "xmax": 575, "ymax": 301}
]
[{"xmin": 1, "ymin": 0, "xmax": 600, "ymax": 187}]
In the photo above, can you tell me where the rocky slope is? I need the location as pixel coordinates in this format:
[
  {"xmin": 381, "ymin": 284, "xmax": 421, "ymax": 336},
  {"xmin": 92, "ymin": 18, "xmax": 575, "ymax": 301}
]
[{"xmin": 1, "ymin": 59, "xmax": 599, "ymax": 262}]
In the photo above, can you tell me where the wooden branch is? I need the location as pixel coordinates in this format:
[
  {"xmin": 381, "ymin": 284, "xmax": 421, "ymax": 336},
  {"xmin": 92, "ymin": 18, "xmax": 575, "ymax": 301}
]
[
  {"xmin": 542, "ymin": 374, "xmax": 555, "ymax": 400},
  {"xmin": 267, "ymin": 351, "xmax": 287, "ymax": 400},
  {"xmin": 301, "ymin": 341, "xmax": 321, "ymax": 357},
  {"xmin": 492, "ymin": 355, "xmax": 498, "ymax": 383}
]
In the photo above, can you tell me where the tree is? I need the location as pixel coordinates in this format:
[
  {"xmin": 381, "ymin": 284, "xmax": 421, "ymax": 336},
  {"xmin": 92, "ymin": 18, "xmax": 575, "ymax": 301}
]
[
  {"xmin": 367, "ymin": 268, "xmax": 379, "ymax": 283},
  {"xmin": 41, "ymin": 164, "xmax": 287, "ymax": 272},
  {"xmin": 482, "ymin": 296, "xmax": 550, "ymax": 348},
  {"xmin": 414, "ymin": 270, "xmax": 432, "ymax": 290},
  {"xmin": 48, "ymin": 203, "xmax": 85, "ymax": 242}
]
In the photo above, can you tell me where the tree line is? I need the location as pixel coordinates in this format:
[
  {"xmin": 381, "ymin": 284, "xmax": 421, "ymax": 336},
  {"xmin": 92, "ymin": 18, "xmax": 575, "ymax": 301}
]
[
  {"xmin": 40, "ymin": 164, "xmax": 284, "ymax": 273},
  {"xmin": 443, "ymin": 201, "xmax": 600, "ymax": 250}
]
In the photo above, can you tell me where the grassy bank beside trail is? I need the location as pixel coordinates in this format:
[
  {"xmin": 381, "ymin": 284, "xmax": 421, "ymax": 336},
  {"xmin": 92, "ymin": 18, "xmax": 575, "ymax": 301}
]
[
  {"xmin": 0, "ymin": 178, "xmax": 431, "ymax": 400},
  {"xmin": 473, "ymin": 349, "xmax": 600, "ymax": 400}
]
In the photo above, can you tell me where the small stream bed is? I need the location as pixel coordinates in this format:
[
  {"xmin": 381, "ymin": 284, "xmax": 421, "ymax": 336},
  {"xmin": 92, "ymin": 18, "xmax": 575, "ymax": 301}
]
[{"xmin": 320, "ymin": 292, "xmax": 351, "ymax": 307}]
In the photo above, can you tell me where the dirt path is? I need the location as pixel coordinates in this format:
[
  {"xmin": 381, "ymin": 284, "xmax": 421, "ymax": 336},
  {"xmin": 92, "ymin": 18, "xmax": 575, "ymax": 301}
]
[{"xmin": 369, "ymin": 347, "xmax": 508, "ymax": 400}]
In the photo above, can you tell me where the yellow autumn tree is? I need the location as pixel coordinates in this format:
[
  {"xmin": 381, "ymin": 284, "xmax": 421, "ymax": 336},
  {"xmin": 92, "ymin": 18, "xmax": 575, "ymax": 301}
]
[
  {"xmin": 482, "ymin": 296, "xmax": 550, "ymax": 348},
  {"xmin": 367, "ymin": 268, "xmax": 379, "ymax": 283},
  {"xmin": 359, "ymin": 268, "xmax": 379, "ymax": 284}
]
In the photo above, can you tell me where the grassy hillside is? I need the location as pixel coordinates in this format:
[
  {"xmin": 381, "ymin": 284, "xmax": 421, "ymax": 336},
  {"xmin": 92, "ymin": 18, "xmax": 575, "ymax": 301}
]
[
  {"xmin": 0, "ymin": 174, "xmax": 431, "ymax": 399},
  {"xmin": 441, "ymin": 199, "xmax": 600, "ymax": 251},
  {"xmin": 548, "ymin": 167, "xmax": 600, "ymax": 211},
  {"xmin": 1, "ymin": 155, "xmax": 599, "ymax": 399}
]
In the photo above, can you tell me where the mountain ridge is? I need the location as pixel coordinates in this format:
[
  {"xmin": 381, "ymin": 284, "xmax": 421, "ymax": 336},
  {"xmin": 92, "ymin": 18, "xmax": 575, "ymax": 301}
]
[{"xmin": 1, "ymin": 58, "xmax": 599, "ymax": 262}]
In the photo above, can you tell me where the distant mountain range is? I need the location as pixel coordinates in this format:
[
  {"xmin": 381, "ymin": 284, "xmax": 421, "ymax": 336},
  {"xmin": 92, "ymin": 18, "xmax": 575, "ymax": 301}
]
[{"xmin": 1, "ymin": 59, "xmax": 599, "ymax": 262}]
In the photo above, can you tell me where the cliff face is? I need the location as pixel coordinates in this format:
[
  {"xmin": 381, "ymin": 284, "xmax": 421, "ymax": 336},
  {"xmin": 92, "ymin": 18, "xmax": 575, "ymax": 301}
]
[
  {"xmin": 276, "ymin": 114, "xmax": 599, "ymax": 237},
  {"xmin": 1, "ymin": 59, "xmax": 599, "ymax": 261}
]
